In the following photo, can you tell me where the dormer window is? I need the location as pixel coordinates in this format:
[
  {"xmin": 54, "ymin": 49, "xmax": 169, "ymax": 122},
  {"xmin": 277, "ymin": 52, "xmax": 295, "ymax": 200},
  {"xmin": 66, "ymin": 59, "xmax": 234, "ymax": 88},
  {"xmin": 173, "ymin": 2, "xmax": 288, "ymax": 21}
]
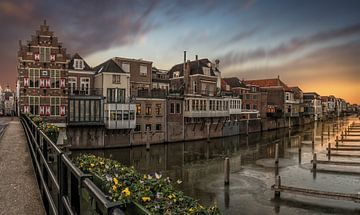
[
  {"xmin": 74, "ymin": 59, "xmax": 84, "ymax": 70},
  {"xmin": 203, "ymin": 67, "xmax": 210, "ymax": 76},
  {"xmin": 173, "ymin": 71, "xmax": 180, "ymax": 78}
]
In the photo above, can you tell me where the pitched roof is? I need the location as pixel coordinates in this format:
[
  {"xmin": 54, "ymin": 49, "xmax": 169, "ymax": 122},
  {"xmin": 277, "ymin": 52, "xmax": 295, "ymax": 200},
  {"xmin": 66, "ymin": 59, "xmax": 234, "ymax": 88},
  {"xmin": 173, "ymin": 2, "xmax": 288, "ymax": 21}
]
[
  {"xmin": 68, "ymin": 53, "xmax": 93, "ymax": 70},
  {"xmin": 222, "ymin": 77, "xmax": 247, "ymax": 88},
  {"xmin": 244, "ymin": 78, "xmax": 291, "ymax": 91},
  {"xmin": 94, "ymin": 59, "xmax": 126, "ymax": 74},
  {"xmin": 168, "ymin": 58, "xmax": 219, "ymax": 77}
]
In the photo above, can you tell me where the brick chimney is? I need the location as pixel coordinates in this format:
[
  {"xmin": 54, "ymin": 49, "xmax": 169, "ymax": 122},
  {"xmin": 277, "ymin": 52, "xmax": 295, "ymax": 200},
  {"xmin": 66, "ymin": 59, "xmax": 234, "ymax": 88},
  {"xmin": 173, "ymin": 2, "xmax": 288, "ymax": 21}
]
[{"xmin": 184, "ymin": 60, "xmax": 191, "ymax": 95}]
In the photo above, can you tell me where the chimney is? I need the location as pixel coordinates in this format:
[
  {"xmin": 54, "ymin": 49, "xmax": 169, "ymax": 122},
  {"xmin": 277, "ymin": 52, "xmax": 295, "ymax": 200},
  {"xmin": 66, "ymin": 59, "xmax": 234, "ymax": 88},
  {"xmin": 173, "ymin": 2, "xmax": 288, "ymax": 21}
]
[
  {"xmin": 277, "ymin": 75, "xmax": 280, "ymax": 86},
  {"xmin": 195, "ymin": 55, "xmax": 198, "ymax": 61},
  {"xmin": 184, "ymin": 60, "xmax": 191, "ymax": 95},
  {"xmin": 183, "ymin": 51, "xmax": 186, "ymax": 73},
  {"xmin": 215, "ymin": 59, "xmax": 220, "ymax": 69}
]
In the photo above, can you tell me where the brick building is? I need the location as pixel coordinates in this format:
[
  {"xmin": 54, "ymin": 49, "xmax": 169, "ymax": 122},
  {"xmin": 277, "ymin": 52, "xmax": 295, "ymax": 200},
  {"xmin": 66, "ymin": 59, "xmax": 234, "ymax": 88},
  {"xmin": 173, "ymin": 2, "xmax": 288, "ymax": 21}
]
[
  {"xmin": 244, "ymin": 77, "xmax": 295, "ymax": 118},
  {"xmin": 17, "ymin": 20, "xmax": 69, "ymax": 124}
]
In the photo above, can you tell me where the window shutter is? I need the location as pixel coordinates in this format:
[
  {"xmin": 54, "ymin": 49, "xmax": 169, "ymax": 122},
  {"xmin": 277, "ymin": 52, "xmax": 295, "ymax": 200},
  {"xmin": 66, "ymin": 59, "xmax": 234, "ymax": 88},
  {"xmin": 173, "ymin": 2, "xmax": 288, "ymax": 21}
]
[
  {"xmin": 45, "ymin": 106, "xmax": 51, "ymax": 116},
  {"xmin": 50, "ymin": 54, "xmax": 56, "ymax": 61},
  {"xmin": 60, "ymin": 106, "xmax": 65, "ymax": 116},
  {"xmin": 23, "ymin": 77, "xmax": 29, "ymax": 87},
  {"xmin": 23, "ymin": 105, "xmax": 29, "ymax": 113},
  {"xmin": 39, "ymin": 106, "xmax": 45, "ymax": 115},
  {"xmin": 40, "ymin": 78, "xmax": 45, "ymax": 88},
  {"xmin": 46, "ymin": 78, "xmax": 51, "ymax": 88},
  {"xmin": 60, "ymin": 78, "xmax": 66, "ymax": 88},
  {"xmin": 34, "ymin": 53, "xmax": 40, "ymax": 61}
]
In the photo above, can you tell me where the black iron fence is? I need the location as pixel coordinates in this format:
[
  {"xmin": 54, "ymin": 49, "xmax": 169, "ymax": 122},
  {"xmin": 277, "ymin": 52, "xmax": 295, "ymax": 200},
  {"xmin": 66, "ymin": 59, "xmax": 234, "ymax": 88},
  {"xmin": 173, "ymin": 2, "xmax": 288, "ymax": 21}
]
[{"xmin": 20, "ymin": 114, "xmax": 124, "ymax": 215}]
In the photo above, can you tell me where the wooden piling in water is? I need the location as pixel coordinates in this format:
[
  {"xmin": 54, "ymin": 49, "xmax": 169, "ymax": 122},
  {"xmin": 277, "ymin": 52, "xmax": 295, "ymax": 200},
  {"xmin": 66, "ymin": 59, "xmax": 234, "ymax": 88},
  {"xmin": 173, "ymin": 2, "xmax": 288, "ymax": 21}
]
[
  {"xmin": 328, "ymin": 142, "xmax": 331, "ymax": 161},
  {"xmin": 224, "ymin": 157, "xmax": 230, "ymax": 185},
  {"xmin": 313, "ymin": 153, "xmax": 317, "ymax": 170},
  {"xmin": 275, "ymin": 143, "xmax": 279, "ymax": 176},
  {"xmin": 274, "ymin": 175, "xmax": 281, "ymax": 198}
]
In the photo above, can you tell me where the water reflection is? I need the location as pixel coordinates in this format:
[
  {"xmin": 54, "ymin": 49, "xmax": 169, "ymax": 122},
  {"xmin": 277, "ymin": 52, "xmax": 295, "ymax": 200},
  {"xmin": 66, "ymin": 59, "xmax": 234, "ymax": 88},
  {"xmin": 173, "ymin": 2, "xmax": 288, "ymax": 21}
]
[{"xmin": 72, "ymin": 116, "xmax": 360, "ymax": 214}]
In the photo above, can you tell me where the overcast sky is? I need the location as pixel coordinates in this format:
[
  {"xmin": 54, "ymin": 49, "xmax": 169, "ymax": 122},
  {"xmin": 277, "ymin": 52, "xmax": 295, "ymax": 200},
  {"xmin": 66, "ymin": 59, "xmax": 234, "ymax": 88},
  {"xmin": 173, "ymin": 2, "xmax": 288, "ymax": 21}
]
[{"xmin": 1, "ymin": 0, "xmax": 359, "ymax": 103}]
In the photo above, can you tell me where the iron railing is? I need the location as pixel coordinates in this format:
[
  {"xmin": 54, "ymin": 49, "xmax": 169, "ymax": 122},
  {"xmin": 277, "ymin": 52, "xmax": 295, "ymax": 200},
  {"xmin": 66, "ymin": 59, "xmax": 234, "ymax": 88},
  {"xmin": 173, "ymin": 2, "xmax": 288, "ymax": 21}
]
[{"xmin": 20, "ymin": 114, "xmax": 124, "ymax": 215}]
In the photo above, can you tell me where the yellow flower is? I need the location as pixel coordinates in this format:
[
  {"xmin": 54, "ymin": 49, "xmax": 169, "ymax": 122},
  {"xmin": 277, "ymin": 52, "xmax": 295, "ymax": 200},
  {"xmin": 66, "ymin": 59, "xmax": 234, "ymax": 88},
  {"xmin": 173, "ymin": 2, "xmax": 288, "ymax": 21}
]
[
  {"xmin": 142, "ymin": 196, "xmax": 151, "ymax": 202},
  {"xmin": 90, "ymin": 163, "xmax": 95, "ymax": 167},
  {"xmin": 143, "ymin": 175, "xmax": 147, "ymax": 179},
  {"xmin": 113, "ymin": 177, "xmax": 118, "ymax": 185},
  {"xmin": 189, "ymin": 208, "xmax": 194, "ymax": 212},
  {"xmin": 112, "ymin": 185, "xmax": 117, "ymax": 192},
  {"xmin": 121, "ymin": 187, "xmax": 131, "ymax": 197}
]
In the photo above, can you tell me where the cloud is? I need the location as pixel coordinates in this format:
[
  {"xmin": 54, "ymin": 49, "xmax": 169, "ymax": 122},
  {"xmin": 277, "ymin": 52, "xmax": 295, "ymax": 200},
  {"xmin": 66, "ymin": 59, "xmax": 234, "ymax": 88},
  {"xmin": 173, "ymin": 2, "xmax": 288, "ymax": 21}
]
[
  {"xmin": 223, "ymin": 40, "xmax": 360, "ymax": 103},
  {"xmin": 218, "ymin": 22, "xmax": 360, "ymax": 69}
]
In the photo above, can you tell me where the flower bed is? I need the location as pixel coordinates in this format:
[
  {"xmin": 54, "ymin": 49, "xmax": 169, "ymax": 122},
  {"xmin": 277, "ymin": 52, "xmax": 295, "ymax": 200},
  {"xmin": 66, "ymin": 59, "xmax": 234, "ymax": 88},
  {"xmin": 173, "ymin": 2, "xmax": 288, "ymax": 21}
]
[
  {"xmin": 27, "ymin": 113, "xmax": 59, "ymax": 143},
  {"xmin": 74, "ymin": 154, "xmax": 220, "ymax": 215}
]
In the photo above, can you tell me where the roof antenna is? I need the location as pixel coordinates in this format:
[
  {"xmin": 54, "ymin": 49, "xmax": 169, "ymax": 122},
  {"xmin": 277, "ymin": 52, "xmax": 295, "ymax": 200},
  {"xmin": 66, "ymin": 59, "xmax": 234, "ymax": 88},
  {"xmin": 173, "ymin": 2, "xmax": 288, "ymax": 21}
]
[{"xmin": 44, "ymin": 19, "xmax": 47, "ymax": 25}]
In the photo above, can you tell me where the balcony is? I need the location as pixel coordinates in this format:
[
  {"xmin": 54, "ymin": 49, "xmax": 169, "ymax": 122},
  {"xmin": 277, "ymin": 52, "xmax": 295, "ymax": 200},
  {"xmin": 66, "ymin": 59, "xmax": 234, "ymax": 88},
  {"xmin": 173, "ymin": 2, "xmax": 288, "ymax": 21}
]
[
  {"xmin": 241, "ymin": 109, "xmax": 259, "ymax": 114},
  {"xmin": 183, "ymin": 97, "xmax": 231, "ymax": 118},
  {"xmin": 68, "ymin": 87, "xmax": 103, "ymax": 97},
  {"xmin": 137, "ymin": 89, "xmax": 167, "ymax": 99},
  {"xmin": 67, "ymin": 97, "xmax": 104, "ymax": 126},
  {"xmin": 104, "ymin": 103, "xmax": 136, "ymax": 129}
]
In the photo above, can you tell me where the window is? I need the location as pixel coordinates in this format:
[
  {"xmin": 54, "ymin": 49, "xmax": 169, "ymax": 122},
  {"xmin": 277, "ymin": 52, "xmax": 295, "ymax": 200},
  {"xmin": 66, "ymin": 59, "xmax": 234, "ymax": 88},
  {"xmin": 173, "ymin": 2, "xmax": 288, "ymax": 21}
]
[
  {"xmin": 51, "ymin": 97, "xmax": 60, "ymax": 116},
  {"xmin": 145, "ymin": 105, "xmax": 152, "ymax": 115},
  {"xmin": 253, "ymin": 105, "xmax": 257, "ymax": 110},
  {"xmin": 140, "ymin": 65, "xmax": 147, "ymax": 76},
  {"xmin": 116, "ymin": 110, "xmax": 122, "ymax": 120},
  {"xmin": 145, "ymin": 124, "xmax": 151, "ymax": 131},
  {"xmin": 176, "ymin": 103, "xmax": 181, "ymax": 113},
  {"xmin": 74, "ymin": 59, "xmax": 84, "ymax": 70},
  {"xmin": 253, "ymin": 95, "xmax": 257, "ymax": 100},
  {"xmin": 112, "ymin": 75, "xmax": 121, "ymax": 84},
  {"xmin": 123, "ymin": 110, "xmax": 129, "ymax": 120},
  {"xmin": 130, "ymin": 110, "xmax": 135, "ymax": 120},
  {"xmin": 156, "ymin": 124, "xmax": 162, "ymax": 131},
  {"xmin": 155, "ymin": 104, "xmax": 161, "ymax": 115},
  {"xmin": 193, "ymin": 81, "xmax": 197, "ymax": 93},
  {"xmin": 246, "ymin": 94, "xmax": 250, "ymax": 100},
  {"xmin": 29, "ymin": 96, "xmax": 40, "ymax": 115},
  {"xmin": 122, "ymin": 63, "xmax": 130, "ymax": 73},
  {"xmin": 80, "ymin": 77, "xmax": 90, "ymax": 95},
  {"xmin": 246, "ymin": 104, "xmax": 251, "ymax": 110},
  {"xmin": 68, "ymin": 77, "xmax": 77, "ymax": 94},
  {"xmin": 170, "ymin": 103, "xmax": 175, "ymax": 114},
  {"xmin": 39, "ymin": 47, "xmax": 50, "ymax": 62},
  {"xmin": 135, "ymin": 124, "xmax": 141, "ymax": 132},
  {"xmin": 110, "ymin": 110, "xmax": 117, "ymax": 120},
  {"xmin": 50, "ymin": 70, "xmax": 60, "ymax": 88},
  {"xmin": 173, "ymin": 71, "xmax": 180, "ymax": 78},
  {"xmin": 203, "ymin": 67, "xmax": 210, "ymax": 76},
  {"xmin": 136, "ymin": 104, "xmax": 141, "ymax": 115},
  {"xmin": 29, "ymin": 68, "xmax": 40, "ymax": 88},
  {"xmin": 107, "ymin": 88, "xmax": 125, "ymax": 103}
]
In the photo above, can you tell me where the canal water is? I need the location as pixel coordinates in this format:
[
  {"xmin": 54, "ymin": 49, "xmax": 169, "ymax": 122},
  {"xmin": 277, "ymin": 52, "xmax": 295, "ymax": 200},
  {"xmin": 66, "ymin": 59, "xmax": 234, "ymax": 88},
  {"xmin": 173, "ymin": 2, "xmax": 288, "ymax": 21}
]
[{"xmin": 73, "ymin": 116, "xmax": 360, "ymax": 214}]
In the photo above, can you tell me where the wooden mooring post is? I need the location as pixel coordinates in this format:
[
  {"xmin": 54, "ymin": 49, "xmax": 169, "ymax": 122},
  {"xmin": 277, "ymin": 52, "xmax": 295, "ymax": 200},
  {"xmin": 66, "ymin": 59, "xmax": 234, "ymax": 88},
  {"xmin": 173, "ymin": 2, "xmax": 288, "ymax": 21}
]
[
  {"xmin": 224, "ymin": 157, "xmax": 230, "ymax": 185},
  {"xmin": 275, "ymin": 143, "xmax": 279, "ymax": 176},
  {"xmin": 341, "ymin": 131, "xmax": 344, "ymax": 143},
  {"xmin": 328, "ymin": 142, "xmax": 331, "ymax": 161},
  {"xmin": 274, "ymin": 175, "xmax": 281, "ymax": 198},
  {"xmin": 313, "ymin": 153, "xmax": 317, "ymax": 170}
]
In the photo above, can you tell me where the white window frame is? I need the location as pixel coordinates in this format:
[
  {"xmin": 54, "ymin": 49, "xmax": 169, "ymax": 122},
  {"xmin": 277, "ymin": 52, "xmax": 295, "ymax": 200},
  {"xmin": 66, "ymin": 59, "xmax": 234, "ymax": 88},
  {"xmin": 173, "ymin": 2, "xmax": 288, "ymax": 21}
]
[
  {"xmin": 50, "ymin": 70, "xmax": 60, "ymax": 89},
  {"xmin": 122, "ymin": 63, "xmax": 130, "ymax": 73},
  {"xmin": 80, "ymin": 77, "xmax": 90, "ymax": 95},
  {"xmin": 50, "ymin": 97, "xmax": 61, "ymax": 116},
  {"xmin": 29, "ymin": 68, "xmax": 40, "ymax": 88},
  {"xmin": 68, "ymin": 77, "xmax": 77, "ymax": 94},
  {"xmin": 140, "ymin": 65, "xmax": 147, "ymax": 76},
  {"xmin": 39, "ymin": 47, "xmax": 51, "ymax": 62}
]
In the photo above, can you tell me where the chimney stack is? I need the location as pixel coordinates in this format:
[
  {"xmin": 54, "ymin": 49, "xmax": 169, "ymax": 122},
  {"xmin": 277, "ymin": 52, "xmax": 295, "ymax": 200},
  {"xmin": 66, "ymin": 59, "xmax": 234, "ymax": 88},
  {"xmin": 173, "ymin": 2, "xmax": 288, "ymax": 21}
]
[
  {"xmin": 183, "ymin": 51, "xmax": 186, "ymax": 73},
  {"xmin": 195, "ymin": 55, "xmax": 198, "ymax": 61}
]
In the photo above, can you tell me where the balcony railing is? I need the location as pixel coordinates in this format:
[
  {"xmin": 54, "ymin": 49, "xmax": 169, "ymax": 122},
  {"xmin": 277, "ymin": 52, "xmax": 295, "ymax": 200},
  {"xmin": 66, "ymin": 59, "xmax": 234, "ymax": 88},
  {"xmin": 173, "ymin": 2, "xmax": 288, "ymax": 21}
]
[
  {"xmin": 137, "ymin": 89, "xmax": 167, "ymax": 99},
  {"xmin": 68, "ymin": 87, "xmax": 103, "ymax": 96},
  {"xmin": 104, "ymin": 103, "xmax": 136, "ymax": 129}
]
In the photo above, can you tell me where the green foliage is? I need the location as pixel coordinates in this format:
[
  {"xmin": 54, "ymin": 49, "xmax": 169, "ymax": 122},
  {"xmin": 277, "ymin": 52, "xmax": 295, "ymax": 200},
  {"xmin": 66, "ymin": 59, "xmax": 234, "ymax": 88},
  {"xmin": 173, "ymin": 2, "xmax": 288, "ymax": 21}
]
[
  {"xmin": 74, "ymin": 154, "xmax": 221, "ymax": 215},
  {"xmin": 26, "ymin": 114, "xmax": 59, "ymax": 143}
]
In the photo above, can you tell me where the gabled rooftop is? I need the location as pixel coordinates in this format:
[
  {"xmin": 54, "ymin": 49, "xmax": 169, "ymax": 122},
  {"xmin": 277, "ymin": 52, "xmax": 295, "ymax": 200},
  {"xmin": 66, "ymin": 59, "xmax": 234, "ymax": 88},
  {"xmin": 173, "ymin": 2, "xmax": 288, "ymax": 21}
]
[
  {"xmin": 68, "ymin": 53, "xmax": 93, "ymax": 71},
  {"xmin": 244, "ymin": 77, "xmax": 291, "ymax": 91},
  {"xmin": 94, "ymin": 59, "xmax": 127, "ymax": 74},
  {"xmin": 222, "ymin": 77, "xmax": 247, "ymax": 89}
]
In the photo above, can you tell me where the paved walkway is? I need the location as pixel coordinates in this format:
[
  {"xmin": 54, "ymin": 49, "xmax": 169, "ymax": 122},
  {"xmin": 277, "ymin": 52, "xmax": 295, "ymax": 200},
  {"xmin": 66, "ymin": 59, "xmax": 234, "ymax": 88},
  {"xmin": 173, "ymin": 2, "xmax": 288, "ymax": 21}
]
[{"xmin": 0, "ymin": 118, "xmax": 44, "ymax": 215}]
